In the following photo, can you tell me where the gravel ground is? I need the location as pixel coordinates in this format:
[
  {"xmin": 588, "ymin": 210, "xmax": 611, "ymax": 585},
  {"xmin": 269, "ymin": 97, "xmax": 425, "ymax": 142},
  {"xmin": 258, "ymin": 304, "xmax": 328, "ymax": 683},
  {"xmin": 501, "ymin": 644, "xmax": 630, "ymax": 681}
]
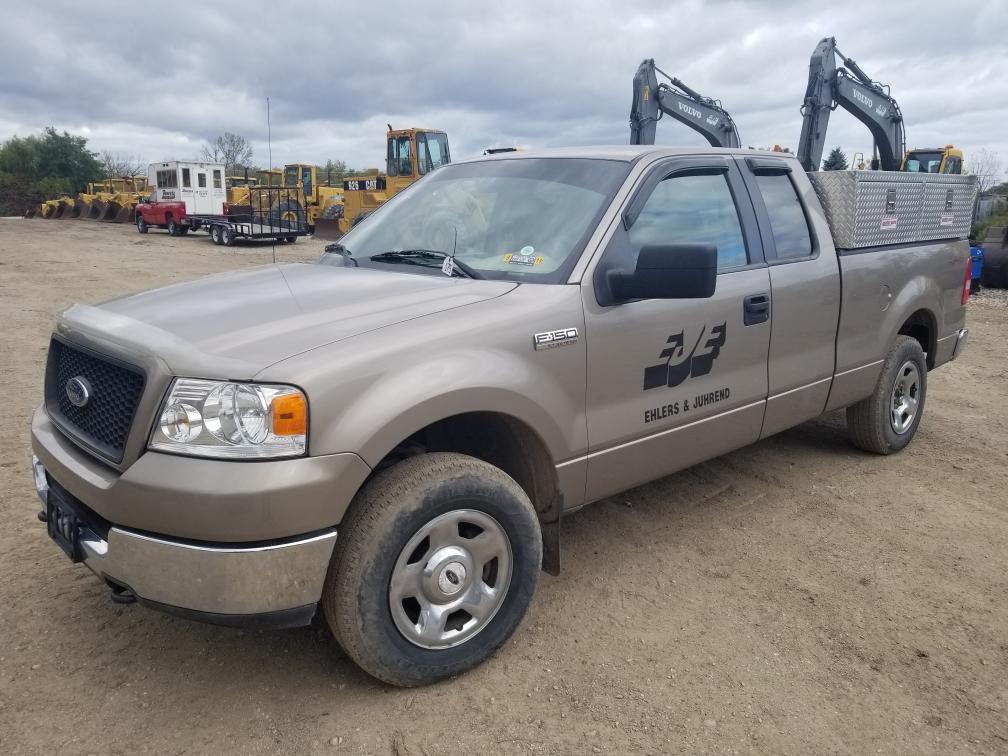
[{"xmin": 0, "ymin": 219, "xmax": 1006, "ymax": 755}]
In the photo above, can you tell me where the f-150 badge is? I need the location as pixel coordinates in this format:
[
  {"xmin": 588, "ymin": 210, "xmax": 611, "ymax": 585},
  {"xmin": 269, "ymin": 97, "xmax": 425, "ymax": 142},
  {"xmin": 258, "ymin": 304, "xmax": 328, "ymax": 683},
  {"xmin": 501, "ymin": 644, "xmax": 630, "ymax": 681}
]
[{"xmin": 643, "ymin": 322, "xmax": 727, "ymax": 390}]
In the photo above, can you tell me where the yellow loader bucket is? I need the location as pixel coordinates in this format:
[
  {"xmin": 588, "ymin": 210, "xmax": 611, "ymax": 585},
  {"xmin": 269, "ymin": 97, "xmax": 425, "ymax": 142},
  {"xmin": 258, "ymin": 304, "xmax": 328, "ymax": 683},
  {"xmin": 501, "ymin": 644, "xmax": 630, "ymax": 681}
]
[
  {"xmin": 86, "ymin": 200, "xmax": 104, "ymax": 219},
  {"xmin": 113, "ymin": 204, "xmax": 134, "ymax": 223},
  {"xmin": 312, "ymin": 218, "xmax": 345, "ymax": 240},
  {"xmin": 39, "ymin": 203, "xmax": 57, "ymax": 219},
  {"xmin": 73, "ymin": 198, "xmax": 91, "ymax": 218},
  {"xmin": 51, "ymin": 201, "xmax": 68, "ymax": 218},
  {"xmin": 57, "ymin": 198, "xmax": 78, "ymax": 219},
  {"xmin": 98, "ymin": 201, "xmax": 122, "ymax": 221}
]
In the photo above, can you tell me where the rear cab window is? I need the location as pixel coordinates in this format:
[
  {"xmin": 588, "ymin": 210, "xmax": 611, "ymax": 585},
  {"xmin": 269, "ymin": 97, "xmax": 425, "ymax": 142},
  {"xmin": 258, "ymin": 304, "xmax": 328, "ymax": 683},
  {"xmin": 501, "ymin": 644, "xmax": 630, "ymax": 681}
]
[{"xmin": 754, "ymin": 173, "xmax": 813, "ymax": 259}]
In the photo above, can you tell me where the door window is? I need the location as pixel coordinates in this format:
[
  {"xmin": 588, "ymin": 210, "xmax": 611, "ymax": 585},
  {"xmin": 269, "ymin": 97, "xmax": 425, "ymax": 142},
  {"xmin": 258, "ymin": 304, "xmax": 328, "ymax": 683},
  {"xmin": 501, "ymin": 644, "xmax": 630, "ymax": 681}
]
[
  {"xmin": 397, "ymin": 136, "xmax": 412, "ymax": 176},
  {"xmin": 182, "ymin": 168, "xmax": 191, "ymax": 188},
  {"xmin": 197, "ymin": 173, "xmax": 207, "ymax": 188},
  {"xmin": 301, "ymin": 167, "xmax": 313, "ymax": 196},
  {"xmin": 629, "ymin": 172, "xmax": 747, "ymax": 270},
  {"xmin": 755, "ymin": 173, "xmax": 813, "ymax": 259},
  {"xmin": 212, "ymin": 169, "xmax": 222, "ymax": 189},
  {"xmin": 416, "ymin": 132, "xmax": 450, "ymax": 175}
]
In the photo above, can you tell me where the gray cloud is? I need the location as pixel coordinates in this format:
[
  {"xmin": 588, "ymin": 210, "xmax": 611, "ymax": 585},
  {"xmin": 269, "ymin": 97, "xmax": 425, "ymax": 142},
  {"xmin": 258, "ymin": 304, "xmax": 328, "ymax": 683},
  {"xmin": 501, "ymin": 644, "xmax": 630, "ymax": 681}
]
[{"xmin": 0, "ymin": 0, "xmax": 1005, "ymax": 172}]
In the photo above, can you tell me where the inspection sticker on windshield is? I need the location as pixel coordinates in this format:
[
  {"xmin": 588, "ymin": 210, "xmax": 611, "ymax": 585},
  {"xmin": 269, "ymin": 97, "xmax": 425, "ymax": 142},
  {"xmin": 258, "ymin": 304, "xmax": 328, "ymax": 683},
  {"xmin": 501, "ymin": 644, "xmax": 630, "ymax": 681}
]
[
  {"xmin": 441, "ymin": 256, "xmax": 455, "ymax": 276},
  {"xmin": 504, "ymin": 248, "xmax": 544, "ymax": 266}
]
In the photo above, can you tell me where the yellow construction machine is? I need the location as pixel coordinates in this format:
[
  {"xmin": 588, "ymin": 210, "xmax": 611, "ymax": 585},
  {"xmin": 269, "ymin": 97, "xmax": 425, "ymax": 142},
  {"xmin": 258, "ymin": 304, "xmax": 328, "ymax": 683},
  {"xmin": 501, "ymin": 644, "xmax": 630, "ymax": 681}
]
[
  {"xmin": 313, "ymin": 126, "xmax": 451, "ymax": 239},
  {"xmin": 27, "ymin": 176, "xmax": 150, "ymax": 222},
  {"xmin": 900, "ymin": 145, "xmax": 964, "ymax": 174}
]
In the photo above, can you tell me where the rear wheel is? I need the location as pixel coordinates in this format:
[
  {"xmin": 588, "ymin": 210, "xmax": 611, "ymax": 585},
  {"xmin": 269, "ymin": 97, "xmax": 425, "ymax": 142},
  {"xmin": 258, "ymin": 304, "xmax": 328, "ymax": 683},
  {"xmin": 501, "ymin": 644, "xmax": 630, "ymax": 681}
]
[
  {"xmin": 222, "ymin": 227, "xmax": 235, "ymax": 246},
  {"xmin": 847, "ymin": 335, "xmax": 928, "ymax": 454},
  {"xmin": 323, "ymin": 452, "xmax": 542, "ymax": 687},
  {"xmin": 136, "ymin": 214, "xmax": 148, "ymax": 234},
  {"xmin": 285, "ymin": 235, "xmax": 297, "ymax": 244},
  {"xmin": 167, "ymin": 218, "xmax": 179, "ymax": 236},
  {"xmin": 210, "ymin": 225, "xmax": 223, "ymax": 245}
]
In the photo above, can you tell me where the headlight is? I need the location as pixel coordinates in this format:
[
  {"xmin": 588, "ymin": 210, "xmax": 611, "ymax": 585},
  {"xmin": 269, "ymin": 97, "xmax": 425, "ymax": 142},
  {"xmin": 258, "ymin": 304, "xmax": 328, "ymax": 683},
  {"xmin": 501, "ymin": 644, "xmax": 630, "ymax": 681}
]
[{"xmin": 149, "ymin": 379, "xmax": 307, "ymax": 459}]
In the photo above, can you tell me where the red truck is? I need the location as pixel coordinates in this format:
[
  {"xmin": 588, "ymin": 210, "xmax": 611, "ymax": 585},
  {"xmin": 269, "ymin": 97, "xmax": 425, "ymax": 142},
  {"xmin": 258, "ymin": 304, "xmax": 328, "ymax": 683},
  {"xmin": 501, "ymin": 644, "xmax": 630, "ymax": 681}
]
[{"xmin": 135, "ymin": 160, "xmax": 227, "ymax": 236}]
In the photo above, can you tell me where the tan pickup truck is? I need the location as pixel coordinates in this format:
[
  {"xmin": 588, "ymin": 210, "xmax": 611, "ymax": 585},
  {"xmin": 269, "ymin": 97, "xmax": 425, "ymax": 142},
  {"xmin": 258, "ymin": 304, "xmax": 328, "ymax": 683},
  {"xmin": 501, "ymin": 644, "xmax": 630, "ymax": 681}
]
[{"xmin": 31, "ymin": 146, "xmax": 974, "ymax": 686}]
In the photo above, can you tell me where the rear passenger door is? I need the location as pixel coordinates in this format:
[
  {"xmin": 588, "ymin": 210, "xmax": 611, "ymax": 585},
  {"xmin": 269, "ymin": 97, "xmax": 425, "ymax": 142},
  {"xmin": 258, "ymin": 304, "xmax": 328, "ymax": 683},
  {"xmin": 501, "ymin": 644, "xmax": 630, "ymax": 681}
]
[
  {"xmin": 736, "ymin": 157, "xmax": 841, "ymax": 437},
  {"xmin": 582, "ymin": 156, "xmax": 771, "ymax": 502}
]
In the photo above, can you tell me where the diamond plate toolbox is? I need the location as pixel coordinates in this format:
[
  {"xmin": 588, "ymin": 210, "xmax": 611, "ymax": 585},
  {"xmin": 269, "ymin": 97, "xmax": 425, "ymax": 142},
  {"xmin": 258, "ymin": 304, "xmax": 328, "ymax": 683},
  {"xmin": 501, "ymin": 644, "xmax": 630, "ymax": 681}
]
[{"xmin": 807, "ymin": 171, "xmax": 978, "ymax": 249}]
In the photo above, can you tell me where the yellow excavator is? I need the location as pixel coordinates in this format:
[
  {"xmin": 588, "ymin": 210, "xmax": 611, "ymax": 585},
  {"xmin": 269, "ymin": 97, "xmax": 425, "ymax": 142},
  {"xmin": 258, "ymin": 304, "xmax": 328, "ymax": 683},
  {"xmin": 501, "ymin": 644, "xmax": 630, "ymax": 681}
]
[
  {"xmin": 900, "ymin": 145, "xmax": 964, "ymax": 174},
  {"xmin": 313, "ymin": 126, "xmax": 451, "ymax": 239}
]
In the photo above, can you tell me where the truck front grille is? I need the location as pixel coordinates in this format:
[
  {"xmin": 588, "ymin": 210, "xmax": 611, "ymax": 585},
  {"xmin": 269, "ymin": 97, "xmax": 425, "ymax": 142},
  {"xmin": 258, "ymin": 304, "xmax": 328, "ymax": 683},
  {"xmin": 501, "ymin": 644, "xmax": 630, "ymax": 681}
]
[{"xmin": 44, "ymin": 338, "xmax": 146, "ymax": 464}]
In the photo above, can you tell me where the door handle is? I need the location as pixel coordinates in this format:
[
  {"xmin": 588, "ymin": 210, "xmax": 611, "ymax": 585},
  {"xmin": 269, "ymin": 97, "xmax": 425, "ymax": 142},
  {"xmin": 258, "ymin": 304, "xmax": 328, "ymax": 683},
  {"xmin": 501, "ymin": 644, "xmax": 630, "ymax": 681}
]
[{"xmin": 743, "ymin": 293, "xmax": 770, "ymax": 326}]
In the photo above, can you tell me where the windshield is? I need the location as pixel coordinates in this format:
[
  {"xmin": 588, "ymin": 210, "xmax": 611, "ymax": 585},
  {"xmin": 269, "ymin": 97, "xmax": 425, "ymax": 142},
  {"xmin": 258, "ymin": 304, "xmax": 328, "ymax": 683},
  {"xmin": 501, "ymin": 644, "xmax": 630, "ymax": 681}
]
[
  {"xmin": 323, "ymin": 158, "xmax": 629, "ymax": 283},
  {"xmin": 903, "ymin": 151, "xmax": 943, "ymax": 173},
  {"xmin": 417, "ymin": 132, "xmax": 451, "ymax": 174}
]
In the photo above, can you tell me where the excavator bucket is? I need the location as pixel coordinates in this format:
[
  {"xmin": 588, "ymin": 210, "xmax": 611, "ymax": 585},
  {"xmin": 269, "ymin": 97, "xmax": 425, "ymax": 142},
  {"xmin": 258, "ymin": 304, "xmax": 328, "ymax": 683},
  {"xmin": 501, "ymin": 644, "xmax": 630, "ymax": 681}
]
[
  {"xmin": 87, "ymin": 200, "xmax": 104, "ymax": 219},
  {"xmin": 312, "ymin": 218, "xmax": 344, "ymax": 240},
  {"xmin": 99, "ymin": 201, "xmax": 122, "ymax": 222},
  {"xmin": 39, "ymin": 203, "xmax": 56, "ymax": 219}
]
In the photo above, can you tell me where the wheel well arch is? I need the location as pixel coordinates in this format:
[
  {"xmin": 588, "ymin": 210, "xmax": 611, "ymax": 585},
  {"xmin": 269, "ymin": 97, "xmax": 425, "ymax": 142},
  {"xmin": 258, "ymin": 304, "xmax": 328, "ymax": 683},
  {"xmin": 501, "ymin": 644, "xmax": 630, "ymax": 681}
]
[
  {"xmin": 164, "ymin": 211, "xmax": 173, "ymax": 221},
  {"xmin": 369, "ymin": 411, "xmax": 559, "ymax": 522},
  {"xmin": 898, "ymin": 308, "xmax": 937, "ymax": 369}
]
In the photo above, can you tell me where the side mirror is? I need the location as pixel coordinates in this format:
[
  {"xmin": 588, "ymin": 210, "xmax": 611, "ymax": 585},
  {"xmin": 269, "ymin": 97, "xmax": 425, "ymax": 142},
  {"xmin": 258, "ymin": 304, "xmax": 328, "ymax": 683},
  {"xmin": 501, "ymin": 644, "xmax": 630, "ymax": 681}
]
[{"xmin": 607, "ymin": 243, "xmax": 717, "ymax": 303}]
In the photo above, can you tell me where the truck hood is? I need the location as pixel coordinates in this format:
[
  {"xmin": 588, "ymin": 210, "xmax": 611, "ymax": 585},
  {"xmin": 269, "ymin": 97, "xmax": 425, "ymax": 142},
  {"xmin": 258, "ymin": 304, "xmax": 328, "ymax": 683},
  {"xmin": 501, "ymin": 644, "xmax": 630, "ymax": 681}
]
[{"xmin": 56, "ymin": 263, "xmax": 517, "ymax": 378}]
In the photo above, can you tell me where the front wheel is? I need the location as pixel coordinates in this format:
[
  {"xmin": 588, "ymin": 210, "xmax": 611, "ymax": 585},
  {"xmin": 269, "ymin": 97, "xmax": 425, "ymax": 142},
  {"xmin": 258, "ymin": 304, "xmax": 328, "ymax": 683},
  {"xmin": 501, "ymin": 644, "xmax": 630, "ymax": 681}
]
[
  {"xmin": 846, "ymin": 335, "xmax": 927, "ymax": 454},
  {"xmin": 210, "ymin": 225, "xmax": 223, "ymax": 245},
  {"xmin": 136, "ymin": 214, "xmax": 148, "ymax": 234},
  {"xmin": 323, "ymin": 452, "xmax": 542, "ymax": 687}
]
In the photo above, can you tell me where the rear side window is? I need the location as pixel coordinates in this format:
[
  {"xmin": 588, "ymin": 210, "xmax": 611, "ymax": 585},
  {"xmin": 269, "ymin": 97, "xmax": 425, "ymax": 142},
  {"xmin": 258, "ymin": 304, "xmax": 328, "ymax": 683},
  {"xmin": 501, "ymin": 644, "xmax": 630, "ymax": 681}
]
[
  {"xmin": 213, "ymin": 169, "xmax": 222, "ymax": 189},
  {"xmin": 629, "ymin": 173, "xmax": 748, "ymax": 271},
  {"xmin": 756, "ymin": 173, "xmax": 813, "ymax": 259}
]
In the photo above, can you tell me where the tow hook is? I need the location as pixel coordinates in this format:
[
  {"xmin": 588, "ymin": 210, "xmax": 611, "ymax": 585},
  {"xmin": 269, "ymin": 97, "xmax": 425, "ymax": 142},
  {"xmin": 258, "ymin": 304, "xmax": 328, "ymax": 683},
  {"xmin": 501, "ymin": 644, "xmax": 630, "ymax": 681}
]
[
  {"xmin": 37, "ymin": 510, "xmax": 47, "ymax": 523},
  {"xmin": 109, "ymin": 584, "xmax": 137, "ymax": 605}
]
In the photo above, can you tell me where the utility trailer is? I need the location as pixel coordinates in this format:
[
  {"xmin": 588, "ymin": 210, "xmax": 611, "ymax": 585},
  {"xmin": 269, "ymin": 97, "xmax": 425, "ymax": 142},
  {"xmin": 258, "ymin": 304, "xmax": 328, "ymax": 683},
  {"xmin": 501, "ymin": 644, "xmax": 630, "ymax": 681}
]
[{"xmin": 188, "ymin": 187, "xmax": 312, "ymax": 246}]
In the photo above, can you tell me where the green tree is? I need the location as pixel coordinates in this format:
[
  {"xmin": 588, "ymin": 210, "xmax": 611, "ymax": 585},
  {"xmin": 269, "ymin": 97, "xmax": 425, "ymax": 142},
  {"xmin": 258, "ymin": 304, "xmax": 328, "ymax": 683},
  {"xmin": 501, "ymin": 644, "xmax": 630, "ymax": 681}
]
[
  {"xmin": 0, "ymin": 126, "xmax": 103, "ymax": 214},
  {"xmin": 822, "ymin": 147, "xmax": 849, "ymax": 171},
  {"xmin": 321, "ymin": 159, "xmax": 351, "ymax": 185}
]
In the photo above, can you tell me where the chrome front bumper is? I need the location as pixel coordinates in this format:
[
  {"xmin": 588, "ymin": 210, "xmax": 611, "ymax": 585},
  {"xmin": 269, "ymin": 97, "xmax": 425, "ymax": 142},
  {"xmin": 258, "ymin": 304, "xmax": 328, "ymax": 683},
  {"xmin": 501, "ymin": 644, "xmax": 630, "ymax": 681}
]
[{"xmin": 33, "ymin": 456, "xmax": 336, "ymax": 626}]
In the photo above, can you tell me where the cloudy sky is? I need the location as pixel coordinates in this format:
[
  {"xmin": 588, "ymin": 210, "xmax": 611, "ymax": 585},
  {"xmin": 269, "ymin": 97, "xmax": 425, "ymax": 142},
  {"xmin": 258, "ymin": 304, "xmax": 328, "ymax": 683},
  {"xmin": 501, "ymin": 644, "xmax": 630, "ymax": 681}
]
[{"xmin": 1, "ymin": 0, "xmax": 1005, "ymax": 174}]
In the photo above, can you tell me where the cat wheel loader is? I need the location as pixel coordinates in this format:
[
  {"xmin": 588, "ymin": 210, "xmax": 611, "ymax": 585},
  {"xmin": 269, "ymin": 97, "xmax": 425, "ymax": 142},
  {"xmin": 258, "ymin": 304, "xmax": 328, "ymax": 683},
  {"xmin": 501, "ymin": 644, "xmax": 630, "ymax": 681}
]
[{"xmin": 312, "ymin": 126, "xmax": 451, "ymax": 239}]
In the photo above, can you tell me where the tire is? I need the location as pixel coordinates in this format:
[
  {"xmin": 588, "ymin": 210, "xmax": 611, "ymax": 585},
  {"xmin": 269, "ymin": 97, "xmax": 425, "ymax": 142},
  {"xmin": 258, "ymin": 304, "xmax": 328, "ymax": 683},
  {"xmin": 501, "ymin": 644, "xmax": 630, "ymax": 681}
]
[
  {"xmin": 210, "ymin": 225, "xmax": 223, "ymax": 245},
  {"xmin": 323, "ymin": 452, "xmax": 542, "ymax": 687},
  {"xmin": 222, "ymin": 227, "xmax": 235, "ymax": 246},
  {"xmin": 846, "ymin": 335, "xmax": 928, "ymax": 454},
  {"xmin": 285, "ymin": 235, "xmax": 297, "ymax": 244},
  {"xmin": 270, "ymin": 201, "xmax": 306, "ymax": 231},
  {"xmin": 167, "ymin": 218, "xmax": 179, "ymax": 236},
  {"xmin": 178, "ymin": 226, "xmax": 189, "ymax": 236},
  {"xmin": 136, "ymin": 214, "xmax": 148, "ymax": 234}
]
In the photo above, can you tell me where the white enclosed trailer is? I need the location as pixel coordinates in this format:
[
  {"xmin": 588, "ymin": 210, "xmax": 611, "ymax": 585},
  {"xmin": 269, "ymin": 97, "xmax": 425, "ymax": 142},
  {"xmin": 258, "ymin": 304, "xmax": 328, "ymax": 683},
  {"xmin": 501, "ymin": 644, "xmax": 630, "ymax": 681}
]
[{"xmin": 147, "ymin": 161, "xmax": 227, "ymax": 215}]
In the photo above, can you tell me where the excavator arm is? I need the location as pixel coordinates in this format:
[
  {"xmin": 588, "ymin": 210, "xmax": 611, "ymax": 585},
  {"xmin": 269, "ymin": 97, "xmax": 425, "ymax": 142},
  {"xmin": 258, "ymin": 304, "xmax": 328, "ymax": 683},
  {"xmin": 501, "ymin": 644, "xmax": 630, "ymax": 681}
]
[
  {"xmin": 797, "ymin": 37, "xmax": 905, "ymax": 171},
  {"xmin": 630, "ymin": 59, "xmax": 741, "ymax": 148}
]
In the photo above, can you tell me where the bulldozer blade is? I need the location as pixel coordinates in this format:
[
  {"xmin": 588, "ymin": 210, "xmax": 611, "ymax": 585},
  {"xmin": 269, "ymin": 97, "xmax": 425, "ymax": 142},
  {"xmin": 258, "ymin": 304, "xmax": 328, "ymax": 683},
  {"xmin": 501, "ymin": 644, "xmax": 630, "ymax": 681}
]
[
  {"xmin": 40, "ymin": 205, "xmax": 56, "ymax": 219},
  {"xmin": 52, "ymin": 202, "xmax": 67, "ymax": 219},
  {"xmin": 23, "ymin": 207, "xmax": 36, "ymax": 218},
  {"xmin": 58, "ymin": 200, "xmax": 78, "ymax": 219},
  {"xmin": 74, "ymin": 199, "xmax": 91, "ymax": 219},
  {"xmin": 87, "ymin": 201, "xmax": 104, "ymax": 219},
  {"xmin": 312, "ymin": 218, "xmax": 344, "ymax": 240},
  {"xmin": 99, "ymin": 201, "xmax": 122, "ymax": 222}
]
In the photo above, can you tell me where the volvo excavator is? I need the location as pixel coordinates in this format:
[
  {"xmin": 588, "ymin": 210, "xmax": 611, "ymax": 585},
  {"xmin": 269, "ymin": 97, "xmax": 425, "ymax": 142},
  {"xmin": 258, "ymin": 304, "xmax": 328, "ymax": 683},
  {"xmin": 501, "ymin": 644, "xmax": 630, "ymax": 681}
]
[
  {"xmin": 797, "ymin": 38, "xmax": 964, "ymax": 175},
  {"xmin": 630, "ymin": 59, "xmax": 740, "ymax": 148}
]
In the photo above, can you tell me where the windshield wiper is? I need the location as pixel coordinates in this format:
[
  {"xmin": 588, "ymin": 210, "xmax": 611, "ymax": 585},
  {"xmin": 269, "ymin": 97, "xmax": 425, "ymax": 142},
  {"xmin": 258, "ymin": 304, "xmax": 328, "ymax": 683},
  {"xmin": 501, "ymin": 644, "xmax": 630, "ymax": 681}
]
[{"xmin": 368, "ymin": 249, "xmax": 483, "ymax": 279}]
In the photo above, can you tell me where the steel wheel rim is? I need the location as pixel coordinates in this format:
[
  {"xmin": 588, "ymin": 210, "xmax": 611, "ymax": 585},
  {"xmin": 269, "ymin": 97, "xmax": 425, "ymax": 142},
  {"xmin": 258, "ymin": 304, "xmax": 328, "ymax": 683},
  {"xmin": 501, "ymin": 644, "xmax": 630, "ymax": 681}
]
[
  {"xmin": 389, "ymin": 509, "xmax": 512, "ymax": 650},
  {"xmin": 889, "ymin": 360, "xmax": 921, "ymax": 435}
]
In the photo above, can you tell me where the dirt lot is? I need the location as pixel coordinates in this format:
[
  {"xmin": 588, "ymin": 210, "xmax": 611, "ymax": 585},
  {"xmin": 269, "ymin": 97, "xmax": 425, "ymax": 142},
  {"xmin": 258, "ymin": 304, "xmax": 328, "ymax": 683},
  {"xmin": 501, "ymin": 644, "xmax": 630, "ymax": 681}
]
[{"xmin": 0, "ymin": 218, "xmax": 1005, "ymax": 755}]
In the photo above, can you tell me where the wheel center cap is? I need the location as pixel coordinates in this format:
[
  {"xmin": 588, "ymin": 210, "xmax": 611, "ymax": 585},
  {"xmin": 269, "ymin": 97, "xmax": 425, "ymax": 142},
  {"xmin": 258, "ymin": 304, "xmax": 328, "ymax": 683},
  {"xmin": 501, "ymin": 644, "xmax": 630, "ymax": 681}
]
[{"xmin": 438, "ymin": 562, "xmax": 467, "ymax": 595}]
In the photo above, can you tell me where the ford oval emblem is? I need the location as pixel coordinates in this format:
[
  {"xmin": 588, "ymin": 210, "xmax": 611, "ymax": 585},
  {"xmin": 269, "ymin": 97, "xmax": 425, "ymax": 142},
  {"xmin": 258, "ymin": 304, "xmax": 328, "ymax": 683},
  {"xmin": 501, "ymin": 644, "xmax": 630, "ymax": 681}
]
[{"xmin": 65, "ymin": 376, "xmax": 92, "ymax": 408}]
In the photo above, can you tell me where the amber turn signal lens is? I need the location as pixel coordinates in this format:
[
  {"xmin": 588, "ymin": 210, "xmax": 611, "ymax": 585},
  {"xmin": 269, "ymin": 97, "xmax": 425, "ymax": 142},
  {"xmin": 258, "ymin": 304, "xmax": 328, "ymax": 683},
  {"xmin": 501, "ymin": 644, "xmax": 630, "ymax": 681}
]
[{"xmin": 271, "ymin": 393, "xmax": 307, "ymax": 436}]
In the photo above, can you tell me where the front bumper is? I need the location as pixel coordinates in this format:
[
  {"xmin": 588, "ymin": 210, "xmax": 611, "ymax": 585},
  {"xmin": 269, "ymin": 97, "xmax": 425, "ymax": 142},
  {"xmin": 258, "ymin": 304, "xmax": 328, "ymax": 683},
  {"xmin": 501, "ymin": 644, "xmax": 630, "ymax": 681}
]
[{"xmin": 33, "ymin": 454, "xmax": 338, "ymax": 627}]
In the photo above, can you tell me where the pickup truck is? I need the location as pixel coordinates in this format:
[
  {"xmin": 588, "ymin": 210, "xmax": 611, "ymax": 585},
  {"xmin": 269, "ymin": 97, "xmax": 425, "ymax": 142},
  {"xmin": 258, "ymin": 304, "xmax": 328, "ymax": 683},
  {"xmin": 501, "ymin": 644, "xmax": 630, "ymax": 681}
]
[
  {"xmin": 30, "ymin": 146, "xmax": 972, "ymax": 687},
  {"xmin": 134, "ymin": 195, "xmax": 200, "ymax": 236}
]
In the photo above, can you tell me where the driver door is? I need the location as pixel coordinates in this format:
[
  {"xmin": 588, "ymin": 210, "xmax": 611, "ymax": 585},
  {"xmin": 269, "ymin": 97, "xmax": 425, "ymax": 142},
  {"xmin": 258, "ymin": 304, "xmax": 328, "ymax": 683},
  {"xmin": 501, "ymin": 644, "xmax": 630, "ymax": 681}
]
[{"xmin": 582, "ymin": 156, "xmax": 771, "ymax": 501}]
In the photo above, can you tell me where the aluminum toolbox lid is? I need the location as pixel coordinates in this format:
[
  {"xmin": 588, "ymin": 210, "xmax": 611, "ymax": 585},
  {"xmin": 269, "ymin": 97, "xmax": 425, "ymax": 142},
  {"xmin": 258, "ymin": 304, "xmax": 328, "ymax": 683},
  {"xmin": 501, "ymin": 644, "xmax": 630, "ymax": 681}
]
[{"xmin": 807, "ymin": 170, "xmax": 978, "ymax": 250}]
